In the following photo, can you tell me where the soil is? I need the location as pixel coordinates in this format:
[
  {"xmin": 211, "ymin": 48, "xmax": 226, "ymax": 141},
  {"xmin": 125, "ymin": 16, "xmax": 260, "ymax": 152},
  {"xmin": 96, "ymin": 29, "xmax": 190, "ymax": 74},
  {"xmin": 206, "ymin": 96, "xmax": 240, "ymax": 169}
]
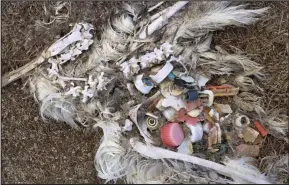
[{"xmin": 1, "ymin": 1, "xmax": 288, "ymax": 184}]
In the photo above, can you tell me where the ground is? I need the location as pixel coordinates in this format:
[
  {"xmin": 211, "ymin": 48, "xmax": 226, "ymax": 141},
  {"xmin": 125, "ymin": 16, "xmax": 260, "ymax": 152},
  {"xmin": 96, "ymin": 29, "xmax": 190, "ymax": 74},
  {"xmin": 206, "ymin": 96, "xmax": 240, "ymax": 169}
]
[{"xmin": 1, "ymin": 1, "xmax": 288, "ymax": 184}]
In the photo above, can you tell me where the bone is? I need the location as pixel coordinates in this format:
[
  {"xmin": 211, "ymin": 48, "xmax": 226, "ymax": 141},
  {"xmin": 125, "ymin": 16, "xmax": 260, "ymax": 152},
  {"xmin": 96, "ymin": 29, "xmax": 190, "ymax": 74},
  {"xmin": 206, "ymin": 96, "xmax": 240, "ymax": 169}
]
[{"xmin": 139, "ymin": 1, "xmax": 189, "ymax": 39}]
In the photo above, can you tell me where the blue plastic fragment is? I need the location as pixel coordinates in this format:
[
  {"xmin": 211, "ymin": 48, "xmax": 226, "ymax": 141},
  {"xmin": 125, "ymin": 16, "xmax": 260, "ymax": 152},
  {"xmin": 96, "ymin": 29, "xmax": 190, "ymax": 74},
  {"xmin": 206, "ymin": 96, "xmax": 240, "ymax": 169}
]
[
  {"xmin": 143, "ymin": 78, "xmax": 153, "ymax": 86},
  {"xmin": 186, "ymin": 90, "xmax": 199, "ymax": 101},
  {"xmin": 168, "ymin": 72, "xmax": 176, "ymax": 80}
]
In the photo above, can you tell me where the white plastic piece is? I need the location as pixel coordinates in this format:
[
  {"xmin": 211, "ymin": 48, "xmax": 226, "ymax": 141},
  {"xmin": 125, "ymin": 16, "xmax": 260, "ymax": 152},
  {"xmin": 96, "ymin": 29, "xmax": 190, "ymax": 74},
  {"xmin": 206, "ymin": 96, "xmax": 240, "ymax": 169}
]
[
  {"xmin": 155, "ymin": 98, "xmax": 165, "ymax": 111},
  {"xmin": 187, "ymin": 109, "xmax": 201, "ymax": 117},
  {"xmin": 215, "ymin": 112, "xmax": 220, "ymax": 121},
  {"xmin": 162, "ymin": 108, "xmax": 177, "ymax": 121},
  {"xmin": 139, "ymin": 1, "xmax": 189, "ymax": 39},
  {"xmin": 160, "ymin": 81, "xmax": 172, "ymax": 98},
  {"xmin": 186, "ymin": 122, "xmax": 203, "ymax": 143},
  {"xmin": 177, "ymin": 139, "xmax": 193, "ymax": 155},
  {"xmin": 208, "ymin": 109, "xmax": 219, "ymax": 121},
  {"xmin": 199, "ymin": 90, "xmax": 214, "ymax": 106},
  {"xmin": 242, "ymin": 127, "xmax": 259, "ymax": 143},
  {"xmin": 134, "ymin": 74, "xmax": 154, "ymax": 94},
  {"xmin": 181, "ymin": 75, "xmax": 195, "ymax": 83},
  {"xmin": 162, "ymin": 96, "xmax": 186, "ymax": 111},
  {"xmin": 202, "ymin": 122, "xmax": 211, "ymax": 134},
  {"xmin": 220, "ymin": 114, "xmax": 231, "ymax": 123},
  {"xmin": 196, "ymin": 74, "xmax": 210, "ymax": 87},
  {"xmin": 145, "ymin": 112, "xmax": 158, "ymax": 119},
  {"xmin": 122, "ymin": 119, "xmax": 133, "ymax": 132},
  {"xmin": 215, "ymin": 103, "xmax": 233, "ymax": 114},
  {"xmin": 150, "ymin": 62, "xmax": 173, "ymax": 84},
  {"xmin": 139, "ymin": 52, "xmax": 157, "ymax": 69},
  {"xmin": 209, "ymin": 109, "xmax": 215, "ymax": 117},
  {"xmin": 208, "ymin": 123, "xmax": 222, "ymax": 147}
]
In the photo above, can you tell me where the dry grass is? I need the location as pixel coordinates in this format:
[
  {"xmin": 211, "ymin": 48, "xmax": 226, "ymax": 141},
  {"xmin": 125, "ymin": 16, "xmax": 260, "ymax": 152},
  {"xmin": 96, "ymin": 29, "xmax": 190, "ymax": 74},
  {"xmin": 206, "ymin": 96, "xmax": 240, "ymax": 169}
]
[{"xmin": 1, "ymin": 1, "xmax": 288, "ymax": 184}]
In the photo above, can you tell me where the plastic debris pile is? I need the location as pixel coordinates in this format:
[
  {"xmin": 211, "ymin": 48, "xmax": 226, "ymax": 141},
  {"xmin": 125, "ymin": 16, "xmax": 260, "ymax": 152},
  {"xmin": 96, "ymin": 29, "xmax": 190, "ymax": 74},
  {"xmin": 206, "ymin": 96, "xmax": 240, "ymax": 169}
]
[{"xmin": 121, "ymin": 42, "xmax": 268, "ymax": 158}]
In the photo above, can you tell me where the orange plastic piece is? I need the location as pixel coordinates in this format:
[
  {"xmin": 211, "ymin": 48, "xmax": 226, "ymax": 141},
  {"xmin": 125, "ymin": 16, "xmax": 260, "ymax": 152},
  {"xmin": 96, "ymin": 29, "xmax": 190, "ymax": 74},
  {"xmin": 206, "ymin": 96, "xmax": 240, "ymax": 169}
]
[
  {"xmin": 207, "ymin": 85, "xmax": 233, "ymax": 90},
  {"xmin": 254, "ymin": 120, "xmax": 268, "ymax": 137},
  {"xmin": 200, "ymin": 85, "xmax": 239, "ymax": 97}
]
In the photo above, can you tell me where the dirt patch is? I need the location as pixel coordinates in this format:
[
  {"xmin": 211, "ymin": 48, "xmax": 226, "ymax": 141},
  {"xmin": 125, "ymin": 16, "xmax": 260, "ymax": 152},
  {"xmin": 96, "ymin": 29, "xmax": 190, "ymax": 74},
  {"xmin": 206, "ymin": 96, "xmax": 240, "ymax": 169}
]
[
  {"xmin": 1, "ymin": 1, "xmax": 288, "ymax": 184},
  {"xmin": 1, "ymin": 1, "xmax": 119, "ymax": 184}
]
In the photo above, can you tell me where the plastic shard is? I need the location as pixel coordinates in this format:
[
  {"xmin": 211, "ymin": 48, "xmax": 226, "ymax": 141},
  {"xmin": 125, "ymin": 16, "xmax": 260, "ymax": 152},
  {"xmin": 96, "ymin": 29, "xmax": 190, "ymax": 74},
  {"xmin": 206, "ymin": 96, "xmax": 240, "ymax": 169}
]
[
  {"xmin": 214, "ymin": 103, "xmax": 233, "ymax": 114},
  {"xmin": 177, "ymin": 139, "xmax": 193, "ymax": 155},
  {"xmin": 186, "ymin": 122, "xmax": 203, "ymax": 143},
  {"xmin": 242, "ymin": 127, "xmax": 259, "ymax": 143},
  {"xmin": 150, "ymin": 62, "xmax": 174, "ymax": 84},
  {"xmin": 162, "ymin": 108, "xmax": 177, "ymax": 121},
  {"xmin": 187, "ymin": 109, "xmax": 201, "ymax": 117},
  {"xmin": 162, "ymin": 95, "xmax": 186, "ymax": 111},
  {"xmin": 122, "ymin": 119, "xmax": 134, "ymax": 132},
  {"xmin": 186, "ymin": 99, "xmax": 201, "ymax": 111}
]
